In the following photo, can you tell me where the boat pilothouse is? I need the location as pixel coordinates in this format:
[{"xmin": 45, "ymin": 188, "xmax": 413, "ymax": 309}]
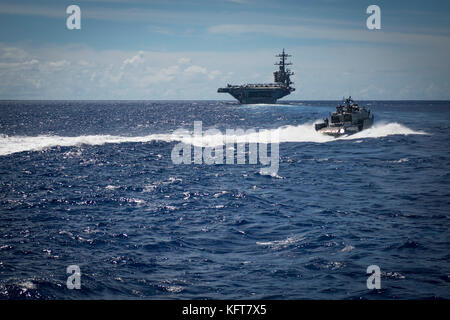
[{"xmin": 315, "ymin": 97, "xmax": 374, "ymax": 137}]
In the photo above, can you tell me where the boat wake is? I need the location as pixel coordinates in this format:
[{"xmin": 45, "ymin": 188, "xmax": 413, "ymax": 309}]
[
  {"xmin": 0, "ymin": 122, "xmax": 427, "ymax": 156},
  {"xmin": 183, "ymin": 121, "xmax": 428, "ymax": 145},
  {"xmin": 338, "ymin": 122, "xmax": 428, "ymax": 140}
]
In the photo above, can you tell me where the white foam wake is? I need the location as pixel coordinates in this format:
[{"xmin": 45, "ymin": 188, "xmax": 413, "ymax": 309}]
[
  {"xmin": 0, "ymin": 134, "xmax": 174, "ymax": 156},
  {"xmin": 0, "ymin": 122, "xmax": 427, "ymax": 156},
  {"xmin": 182, "ymin": 121, "xmax": 428, "ymax": 146},
  {"xmin": 337, "ymin": 122, "xmax": 427, "ymax": 140}
]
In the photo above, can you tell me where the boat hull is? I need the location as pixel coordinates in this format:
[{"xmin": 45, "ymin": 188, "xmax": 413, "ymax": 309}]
[{"xmin": 317, "ymin": 117, "xmax": 374, "ymax": 137}]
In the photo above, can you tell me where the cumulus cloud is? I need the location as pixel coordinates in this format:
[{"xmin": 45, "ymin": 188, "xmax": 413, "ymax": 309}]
[
  {"xmin": 208, "ymin": 70, "xmax": 222, "ymax": 79},
  {"xmin": 48, "ymin": 60, "xmax": 70, "ymax": 68},
  {"xmin": 0, "ymin": 45, "xmax": 29, "ymax": 62},
  {"xmin": 184, "ymin": 65, "xmax": 207, "ymax": 75},
  {"xmin": 0, "ymin": 59, "xmax": 39, "ymax": 69},
  {"xmin": 123, "ymin": 51, "xmax": 144, "ymax": 66},
  {"xmin": 177, "ymin": 57, "xmax": 191, "ymax": 65},
  {"xmin": 141, "ymin": 65, "xmax": 180, "ymax": 86},
  {"xmin": 0, "ymin": 43, "xmax": 236, "ymax": 99}
]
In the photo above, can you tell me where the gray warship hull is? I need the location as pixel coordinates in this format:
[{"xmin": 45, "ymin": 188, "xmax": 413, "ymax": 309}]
[
  {"xmin": 315, "ymin": 97, "xmax": 374, "ymax": 137},
  {"xmin": 316, "ymin": 117, "xmax": 374, "ymax": 137},
  {"xmin": 217, "ymin": 85, "xmax": 292, "ymax": 104}
]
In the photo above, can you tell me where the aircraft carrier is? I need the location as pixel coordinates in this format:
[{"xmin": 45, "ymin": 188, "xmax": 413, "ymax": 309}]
[{"xmin": 217, "ymin": 49, "xmax": 295, "ymax": 104}]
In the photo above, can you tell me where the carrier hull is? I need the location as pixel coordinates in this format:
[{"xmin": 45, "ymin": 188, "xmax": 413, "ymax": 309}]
[{"xmin": 217, "ymin": 86, "xmax": 293, "ymax": 104}]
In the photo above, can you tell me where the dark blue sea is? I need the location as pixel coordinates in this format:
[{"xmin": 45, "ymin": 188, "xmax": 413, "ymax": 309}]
[{"xmin": 0, "ymin": 100, "xmax": 449, "ymax": 299}]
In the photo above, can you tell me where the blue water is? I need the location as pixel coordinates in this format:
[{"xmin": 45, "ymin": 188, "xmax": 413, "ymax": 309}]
[{"xmin": 0, "ymin": 100, "xmax": 449, "ymax": 299}]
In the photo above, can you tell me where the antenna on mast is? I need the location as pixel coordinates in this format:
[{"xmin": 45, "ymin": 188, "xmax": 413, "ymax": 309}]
[{"xmin": 274, "ymin": 49, "xmax": 294, "ymax": 87}]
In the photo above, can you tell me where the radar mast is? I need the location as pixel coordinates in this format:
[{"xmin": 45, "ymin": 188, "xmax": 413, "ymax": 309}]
[{"xmin": 274, "ymin": 48, "xmax": 294, "ymax": 87}]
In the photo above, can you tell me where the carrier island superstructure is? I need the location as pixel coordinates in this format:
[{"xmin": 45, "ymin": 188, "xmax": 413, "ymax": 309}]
[{"xmin": 217, "ymin": 49, "xmax": 295, "ymax": 104}]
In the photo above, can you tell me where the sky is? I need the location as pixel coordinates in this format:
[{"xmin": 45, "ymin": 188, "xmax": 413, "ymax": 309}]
[{"xmin": 0, "ymin": 0, "xmax": 449, "ymax": 100}]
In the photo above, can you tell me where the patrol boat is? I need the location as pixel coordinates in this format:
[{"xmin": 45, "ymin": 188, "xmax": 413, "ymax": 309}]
[
  {"xmin": 315, "ymin": 97, "xmax": 374, "ymax": 137},
  {"xmin": 217, "ymin": 49, "xmax": 295, "ymax": 104}
]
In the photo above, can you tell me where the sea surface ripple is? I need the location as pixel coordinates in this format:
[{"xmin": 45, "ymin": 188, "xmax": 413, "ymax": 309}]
[{"xmin": 0, "ymin": 100, "xmax": 449, "ymax": 299}]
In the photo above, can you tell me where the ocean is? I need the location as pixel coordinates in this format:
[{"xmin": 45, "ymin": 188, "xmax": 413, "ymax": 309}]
[{"xmin": 0, "ymin": 100, "xmax": 449, "ymax": 299}]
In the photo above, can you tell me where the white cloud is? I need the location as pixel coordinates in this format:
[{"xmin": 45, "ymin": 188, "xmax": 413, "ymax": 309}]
[
  {"xmin": 177, "ymin": 57, "xmax": 191, "ymax": 65},
  {"xmin": 0, "ymin": 45, "xmax": 29, "ymax": 62},
  {"xmin": 78, "ymin": 60, "xmax": 94, "ymax": 67},
  {"xmin": 123, "ymin": 51, "xmax": 144, "ymax": 66},
  {"xmin": 141, "ymin": 65, "xmax": 181, "ymax": 86},
  {"xmin": 0, "ymin": 59, "xmax": 39, "ymax": 69},
  {"xmin": 208, "ymin": 70, "xmax": 222, "ymax": 79},
  {"xmin": 184, "ymin": 65, "xmax": 207, "ymax": 75},
  {"xmin": 48, "ymin": 60, "xmax": 70, "ymax": 68}
]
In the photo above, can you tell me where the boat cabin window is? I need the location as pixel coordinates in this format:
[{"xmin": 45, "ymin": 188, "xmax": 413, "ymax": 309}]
[
  {"xmin": 344, "ymin": 114, "xmax": 352, "ymax": 122},
  {"xmin": 331, "ymin": 115, "xmax": 341, "ymax": 123}
]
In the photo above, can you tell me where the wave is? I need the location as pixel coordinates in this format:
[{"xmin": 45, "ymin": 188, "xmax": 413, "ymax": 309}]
[
  {"xmin": 338, "ymin": 122, "xmax": 428, "ymax": 140},
  {"xmin": 256, "ymin": 236, "xmax": 306, "ymax": 250},
  {"xmin": 0, "ymin": 133, "xmax": 174, "ymax": 156},
  {"xmin": 0, "ymin": 122, "xmax": 427, "ymax": 156}
]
